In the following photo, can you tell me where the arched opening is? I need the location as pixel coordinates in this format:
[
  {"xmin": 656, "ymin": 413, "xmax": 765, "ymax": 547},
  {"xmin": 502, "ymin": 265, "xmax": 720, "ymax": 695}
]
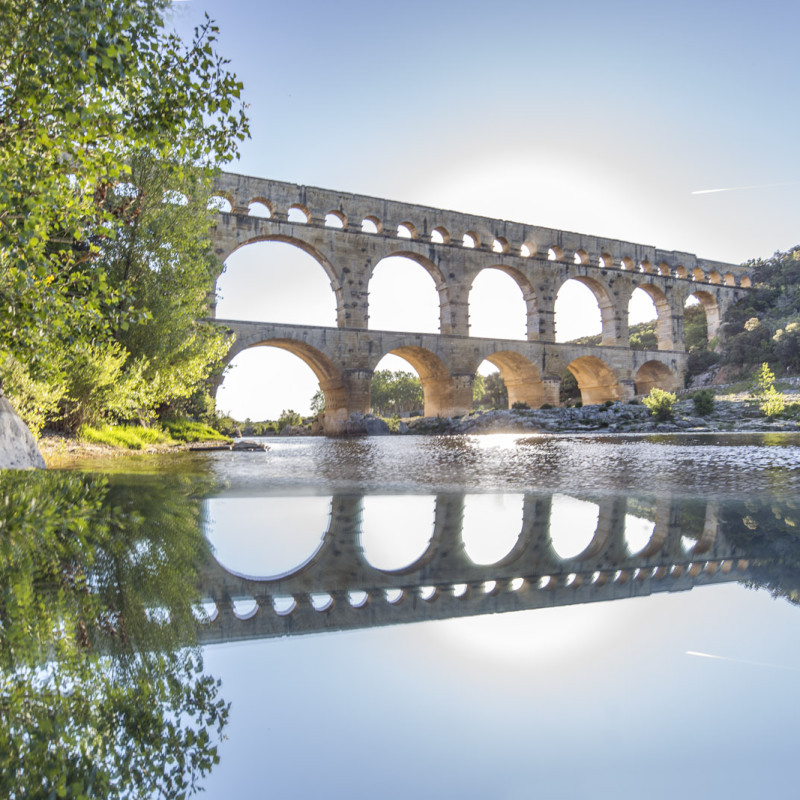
[
  {"xmin": 287, "ymin": 205, "xmax": 309, "ymax": 224},
  {"xmin": 598, "ymin": 252, "xmax": 613, "ymax": 268},
  {"xmin": 686, "ymin": 290, "xmax": 719, "ymax": 341},
  {"xmin": 462, "ymin": 231, "xmax": 479, "ymax": 249},
  {"xmin": 547, "ymin": 246, "xmax": 563, "ymax": 261},
  {"xmin": 462, "ymin": 494, "xmax": 524, "ymax": 565},
  {"xmin": 361, "ymin": 216, "xmax": 380, "ymax": 234},
  {"xmin": 204, "ymin": 496, "xmax": 330, "ymax": 579},
  {"xmin": 397, "ymin": 222, "xmax": 415, "ymax": 239},
  {"xmin": 555, "ymin": 277, "xmax": 616, "ymax": 345},
  {"xmin": 566, "ymin": 356, "xmax": 623, "ymax": 405},
  {"xmin": 207, "ymin": 194, "xmax": 232, "ymax": 212},
  {"xmin": 248, "ymin": 199, "xmax": 272, "ymax": 218},
  {"xmin": 431, "ymin": 226, "xmax": 449, "ymax": 244},
  {"xmin": 724, "ymin": 272, "xmax": 736, "ymax": 286},
  {"xmin": 360, "ymin": 495, "xmax": 436, "ymax": 572},
  {"xmin": 217, "ymin": 239, "xmax": 338, "ymax": 326},
  {"xmin": 468, "ymin": 268, "xmax": 529, "ymax": 340},
  {"xmin": 620, "ymin": 257, "xmax": 634, "ymax": 271},
  {"xmin": 573, "ymin": 248, "xmax": 589, "ymax": 265},
  {"xmin": 548, "ymin": 494, "xmax": 601, "ymax": 560},
  {"xmin": 477, "ymin": 352, "xmax": 550, "ymax": 409},
  {"xmin": 740, "ymin": 275, "xmax": 752, "ymax": 288},
  {"xmin": 163, "ymin": 189, "xmax": 188, "ymax": 206},
  {"xmin": 493, "ymin": 237, "xmax": 509, "ymax": 254},
  {"xmin": 708, "ymin": 270, "xmax": 722, "ymax": 285},
  {"xmin": 371, "ymin": 347, "xmax": 457, "ymax": 418},
  {"xmin": 325, "ymin": 211, "xmax": 345, "ymax": 228},
  {"xmin": 634, "ymin": 360, "xmax": 677, "ymax": 395},
  {"xmin": 520, "ymin": 243, "xmax": 533, "ymax": 258},
  {"xmin": 369, "ymin": 353, "xmax": 424, "ymax": 418},
  {"xmin": 692, "ymin": 267, "xmax": 706, "ymax": 282},
  {"xmin": 368, "ymin": 254, "xmax": 445, "ymax": 334},
  {"xmin": 629, "ymin": 285, "xmax": 674, "ymax": 350}
]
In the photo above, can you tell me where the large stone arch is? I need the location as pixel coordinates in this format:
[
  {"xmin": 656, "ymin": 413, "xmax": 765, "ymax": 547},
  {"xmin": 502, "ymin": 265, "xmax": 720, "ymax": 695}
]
[
  {"xmin": 626, "ymin": 283, "xmax": 676, "ymax": 351},
  {"xmin": 686, "ymin": 288, "xmax": 721, "ymax": 341},
  {"xmin": 218, "ymin": 337, "xmax": 351, "ymax": 434},
  {"xmin": 373, "ymin": 345, "xmax": 461, "ymax": 417},
  {"xmin": 566, "ymin": 356, "xmax": 625, "ymax": 405},
  {"xmin": 634, "ymin": 360, "xmax": 679, "ymax": 395},
  {"xmin": 217, "ymin": 234, "xmax": 347, "ymax": 326},
  {"xmin": 555, "ymin": 275, "xmax": 621, "ymax": 346},
  {"xmin": 483, "ymin": 350, "xmax": 550, "ymax": 408},
  {"xmin": 467, "ymin": 265, "xmax": 542, "ymax": 341},
  {"xmin": 369, "ymin": 250, "xmax": 454, "ymax": 335}
]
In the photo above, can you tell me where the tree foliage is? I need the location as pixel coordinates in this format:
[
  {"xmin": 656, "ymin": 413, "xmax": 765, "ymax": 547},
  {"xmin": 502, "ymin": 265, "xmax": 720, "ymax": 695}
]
[
  {"xmin": 0, "ymin": 1, "xmax": 248, "ymax": 432},
  {"xmin": 370, "ymin": 370, "xmax": 423, "ymax": 416}
]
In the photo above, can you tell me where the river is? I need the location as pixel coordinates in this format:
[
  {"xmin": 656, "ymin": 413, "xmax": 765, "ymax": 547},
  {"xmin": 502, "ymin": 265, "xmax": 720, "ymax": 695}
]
[{"xmin": 2, "ymin": 433, "xmax": 800, "ymax": 798}]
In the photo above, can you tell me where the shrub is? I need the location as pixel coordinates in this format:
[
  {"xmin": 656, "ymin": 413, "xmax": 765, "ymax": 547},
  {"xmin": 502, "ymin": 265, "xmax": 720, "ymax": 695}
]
[
  {"xmin": 511, "ymin": 401, "xmax": 530, "ymax": 410},
  {"xmin": 277, "ymin": 409, "xmax": 302, "ymax": 430},
  {"xmin": 642, "ymin": 388, "xmax": 677, "ymax": 421},
  {"xmin": 161, "ymin": 418, "xmax": 230, "ymax": 443},
  {"xmin": 0, "ymin": 355, "xmax": 64, "ymax": 439},
  {"xmin": 692, "ymin": 389, "xmax": 715, "ymax": 416},
  {"xmin": 540, "ymin": 403, "xmax": 553, "ymax": 410},
  {"xmin": 603, "ymin": 399, "xmax": 614, "ymax": 408},
  {"xmin": 751, "ymin": 362, "xmax": 786, "ymax": 418}
]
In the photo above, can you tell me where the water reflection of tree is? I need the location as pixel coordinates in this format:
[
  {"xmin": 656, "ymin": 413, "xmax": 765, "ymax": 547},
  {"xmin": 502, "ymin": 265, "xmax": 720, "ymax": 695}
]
[
  {"xmin": 720, "ymin": 496, "xmax": 800, "ymax": 604},
  {"xmin": 0, "ymin": 470, "xmax": 227, "ymax": 799}
]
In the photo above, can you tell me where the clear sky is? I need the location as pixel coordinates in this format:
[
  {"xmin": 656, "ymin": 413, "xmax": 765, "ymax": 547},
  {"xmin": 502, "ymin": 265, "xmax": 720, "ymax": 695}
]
[{"xmin": 169, "ymin": 0, "xmax": 800, "ymax": 420}]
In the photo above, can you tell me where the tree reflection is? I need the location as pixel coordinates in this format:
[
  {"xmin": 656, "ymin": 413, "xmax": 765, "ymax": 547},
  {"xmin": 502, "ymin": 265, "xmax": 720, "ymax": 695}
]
[{"xmin": 0, "ymin": 470, "xmax": 226, "ymax": 799}]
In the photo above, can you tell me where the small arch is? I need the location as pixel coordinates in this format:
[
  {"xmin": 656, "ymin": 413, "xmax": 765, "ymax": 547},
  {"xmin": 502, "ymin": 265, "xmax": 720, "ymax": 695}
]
[
  {"xmin": 657, "ymin": 262, "xmax": 671, "ymax": 276},
  {"xmin": 207, "ymin": 194, "xmax": 232, "ymax": 212},
  {"xmin": 634, "ymin": 360, "xmax": 677, "ymax": 395},
  {"xmin": 520, "ymin": 243, "xmax": 533, "ymax": 258},
  {"xmin": 573, "ymin": 248, "xmax": 590, "ymax": 265},
  {"xmin": 493, "ymin": 237, "xmax": 509, "ymax": 254},
  {"xmin": 640, "ymin": 260, "xmax": 656, "ymax": 274},
  {"xmin": 248, "ymin": 199, "xmax": 272, "ymax": 218},
  {"xmin": 566, "ymin": 356, "xmax": 624, "ymax": 404},
  {"xmin": 740, "ymin": 275, "xmax": 752, "ymax": 288},
  {"xmin": 598, "ymin": 252, "xmax": 614, "ymax": 268},
  {"xmin": 708, "ymin": 270, "xmax": 723, "ymax": 285},
  {"xmin": 675, "ymin": 265, "xmax": 689, "ymax": 279},
  {"xmin": 397, "ymin": 222, "xmax": 416, "ymax": 239},
  {"xmin": 620, "ymin": 257, "xmax": 634, "ymax": 271},
  {"xmin": 724, "ymin": 272, "xmax": 736, "ymax": 286},
  {"xmin": 548, "ymin": 494, "xmax": 601, "ymax": 560},
  {"xmin": 692, "ymin": 267, "xmax": 706, "ymax": 282},
  {"xmin": 430, "ymin": 226, "xmax": 449, "ymax": 244},
  {"xmin": 463, "ymin": 231, "xmax": 479, "ymax": 249},
  {"xmin": 325, "ymin": 210, "xmax": 346, "ymax": 229},
  {"xmin": 362, "ymin": 215, "xmax": 381, "ymax": 234},
  {"xmin": 287, "ymin": 205, "xmax": 309, "ymax": 224},
  {"xmin": 547, "ymin": 246, "xmax": 564, "ymax": 261},
  {"xmin": 462, "ymin": 494, "xmax": 524, "ymax": 565}
]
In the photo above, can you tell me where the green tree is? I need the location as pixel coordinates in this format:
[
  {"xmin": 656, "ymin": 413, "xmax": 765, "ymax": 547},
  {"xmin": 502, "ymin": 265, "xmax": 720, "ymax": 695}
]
[
  {"xmin": 481, "ymin": 372, "xmax": 508, "ymax": 409},
  {"xmin": 370, "ymin": 370, "xmax": 423, "ymax": 416},
  {"xmin": 751, "ymin": 362, "xmax": 785, "ymax": 418},
  {"xmin": 0, "ymin": 1, "xmax": 248, "ymax": 430},
  {"xmin": 310, "ymin": 389, "xmax": 326, "ymax": 414}
]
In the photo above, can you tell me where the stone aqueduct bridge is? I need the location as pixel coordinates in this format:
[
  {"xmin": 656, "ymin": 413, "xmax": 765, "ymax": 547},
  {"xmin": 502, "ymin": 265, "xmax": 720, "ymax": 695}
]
[
  {"xmin": 208, "ymin": 172, "xmax": 753, "ymax": 434},
  {"xmin": 196, "ymin": 493, "xmax": 748, "ymax": 645}
]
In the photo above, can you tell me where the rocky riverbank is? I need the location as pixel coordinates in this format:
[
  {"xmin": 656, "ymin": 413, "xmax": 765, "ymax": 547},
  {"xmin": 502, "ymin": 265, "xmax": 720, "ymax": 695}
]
[{"xmin": 338, "ymin": 396, "xmax": 799, "ymax": 436}]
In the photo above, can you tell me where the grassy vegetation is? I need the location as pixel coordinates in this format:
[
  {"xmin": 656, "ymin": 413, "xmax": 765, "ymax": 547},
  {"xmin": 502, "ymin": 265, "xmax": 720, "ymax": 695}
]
[
  {"xmin": 78, "ymin": 425, "xmax": 174, "ymax": 450},
  {"xmin": 161, "ymin": 419, "xmax": 231, "ymax": 443}
]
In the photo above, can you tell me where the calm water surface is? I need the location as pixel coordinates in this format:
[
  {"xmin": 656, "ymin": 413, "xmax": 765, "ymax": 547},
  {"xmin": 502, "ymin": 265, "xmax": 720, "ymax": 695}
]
[{"xmin": 3, "ymin": 433, "xmax": 800, "ymax": 798}]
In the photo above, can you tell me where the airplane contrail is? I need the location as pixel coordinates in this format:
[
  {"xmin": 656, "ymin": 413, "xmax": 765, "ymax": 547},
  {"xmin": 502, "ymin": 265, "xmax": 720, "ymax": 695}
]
[
  {"xmin": 686, "ymin": 650, "xmax": 800, "ymax": 671},
  {"xmin": 691, "ymin": 182, "xmax": 797, "ymax": 195}
]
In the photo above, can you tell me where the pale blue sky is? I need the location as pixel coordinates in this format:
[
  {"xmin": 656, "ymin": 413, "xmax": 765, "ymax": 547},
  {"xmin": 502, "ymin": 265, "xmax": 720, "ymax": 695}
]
[{"xmin": 170, "ymin": 1, "xmax": 800, "ymax": 419}]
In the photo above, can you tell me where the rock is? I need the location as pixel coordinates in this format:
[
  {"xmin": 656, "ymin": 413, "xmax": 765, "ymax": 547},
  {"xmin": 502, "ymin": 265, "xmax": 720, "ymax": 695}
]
[
  {"xmin": 232, "ymin": 439, "xmax": 270, "ymax": 451},
  {"xmin": 0, "ymin": 395, "xmax": 45, "ymax": 469},
  {"xmin": 343, "ymin": 413, "xmax": 390, "ymax": 436}
]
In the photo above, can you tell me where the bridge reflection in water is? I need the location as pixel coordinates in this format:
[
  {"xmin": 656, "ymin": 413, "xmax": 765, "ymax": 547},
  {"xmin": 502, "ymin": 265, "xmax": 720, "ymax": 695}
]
[{"xmin": 198, "ymin": 491, "xmax": 750, "ymax": 645}]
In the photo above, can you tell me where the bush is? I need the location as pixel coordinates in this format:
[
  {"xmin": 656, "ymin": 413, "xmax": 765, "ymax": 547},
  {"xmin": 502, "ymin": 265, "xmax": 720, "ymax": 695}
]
[
  {"xmin": 511, "ymin": 401, "xmax": 530, "ymax": 410},
  {"xmin": 277, "ymin": 409, "xmax": 302, "ymax": 429},
  {"xmin": 642, "ymin": 388, "xmax": 677, "ymax": 421},
  {"xmin": 0, "ymin": 355, "xmax": 64, "ymax": 439},
  {"xmin": 540, "ymin": 403, "xmax": 553, "ymax": 410},
  {"xmin": 751, "ymin": 362, "xmax": 786, "ymax": 418},
  {"xmin": 161, "ymin": 418, "xmax": 230, "ymax": 443},
  {"xmin": 603, "ymin": 399, "xmax": 614, "ymax": 408},
  {"xmin": 692, "ymin": 389, "xmax": 715, "ymax": 416}
]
